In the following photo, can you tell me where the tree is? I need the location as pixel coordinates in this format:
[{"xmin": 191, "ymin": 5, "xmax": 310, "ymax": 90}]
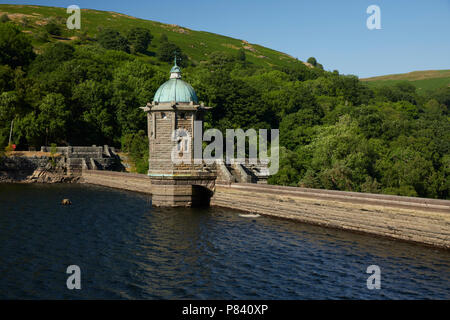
[
  {"xmin": 278, "ymin": 60, "xmax": 320, "ymax": 82},
  {"xmin": 30, "ymin": 42, "xmax": 75, "ymax": 74},
  {"xmin": 71, "ymin": 80, "xmax": 115, "ymax": 145},
  {"xmin": 377, "ymin": 142, "xmax": 433, "ymax": 197},
  {"xmin": 375, "ymin": 82, "xmax": 417, "ymax": 104},
  {"xmin": 0, "ymin": 14, "xmax": 10, "ymax": 23},
  {"xmin": 45, "ymin": 22, "xmax": 62, "ymax": 36},
  {"xmin": 43, "ymin": 42, "xmax": 75, "ymax": 61},
  {"xmin": 112, "ymin": 60, "xmax": 165, "ymax": 134},
  {"xmin": 0, "ymin": 91, "xmax": 19, "ymax": 121},
  {"xmin": 205, "ymin": 51, "xmax": 236, "ymax": 71},
  {"xmin": 0, "ymin": 23, "xmax": 35, "ymax": 68},
  {"xmin": 0, "ymin": 91, "xmax": 19, "ymax": 146},
  {"xmin": 268, "ymin": 147, "xmax": 303, "ymax": 186},
  {"xmin": 157, "ymin": 41, "xmax": 187, "ymax": 66},
  {"xmin": 429, "ymin": 86, "xmax": 450, "ymax": 109},
  {"xmin": 279, "ymin": 108, "xmax": 321, "ymax": 150},
  {"xmin": 299, "ymin": 115, "xmax": 374, "ymax": 191},
  {"xmin": 307, "ymin": 57, "xmax": 317, "ymax": 67},
  {"xmin": 0, "ymin": 65, "xmax": 14, "ymax": 92},
  {"xmin": 20, "ymin": 16, "xmax": 30, "ymax": 27},
  {"xmin": 195, "ymin": 69, "xmax": 271, "ymax": 132},
  {"xmin": 160, "ymin": 33, "xmax": 168, "ymax": 43},
  {"xmin": 126, "ymin": 27, "xmax": 152, "ymax": 54},
  {"xmin": 237, "ymin": 48, "xmax": 246, "ymax": 62},
  {"xmin": 35, "ymin": 29, "xmax": 49, "ymax": 43},
  {"xmin": 121, "ymin": 130, "xmax": 148, "ymax": 173},
  {"xmin": 98, "ymin": 28, "xmax": 130, "ymax": 53},
  {"xmin": 37, "ymin": 93, "xmax": 70, "ymax": 145}
]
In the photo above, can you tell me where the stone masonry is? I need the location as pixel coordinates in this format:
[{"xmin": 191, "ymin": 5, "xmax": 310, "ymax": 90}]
[
  {"xmin": 140, "ymin": 101, "xmax": 216, "ymax": 206},
  {"xmin": 40, "ymin": 145, "xmax": 121, "ymax": 175}
]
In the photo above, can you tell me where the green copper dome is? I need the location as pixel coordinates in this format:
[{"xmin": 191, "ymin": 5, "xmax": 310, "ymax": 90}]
[
  {"xmin": 153, "ymin": 60, "xmax": 199, "ymax": 104},
  {"xmin": 153, "ymin": 79, "xmax": 198, "ymax": 103}
]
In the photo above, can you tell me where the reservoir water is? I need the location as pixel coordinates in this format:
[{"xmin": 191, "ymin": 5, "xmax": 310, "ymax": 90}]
[{"xmin": 0, "ymin": 183, "xmax": 449, "ymax": 299}]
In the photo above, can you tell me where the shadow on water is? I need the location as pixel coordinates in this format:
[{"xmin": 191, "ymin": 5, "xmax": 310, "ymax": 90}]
[{"xmin": 0, "ymin": 183, "xmax": 449, "ymax": 299}]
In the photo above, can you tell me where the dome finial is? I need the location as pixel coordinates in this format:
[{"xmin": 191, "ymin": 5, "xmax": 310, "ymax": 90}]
[{"xmin": 170, "ymin": 51, "xmax": 182, "ymax": 79}]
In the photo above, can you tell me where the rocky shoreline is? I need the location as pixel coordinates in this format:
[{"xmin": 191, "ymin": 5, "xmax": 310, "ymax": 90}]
[
  {"xmin": 0, "ymin": 155, "xmax": 79, "ymax": 184},
  {"xmin": 0, "ymin": 169, "xmax": 80, "ymax": 184}
]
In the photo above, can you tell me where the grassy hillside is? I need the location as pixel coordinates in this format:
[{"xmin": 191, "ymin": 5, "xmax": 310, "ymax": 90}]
[
  {"xmin": 0, "ymin": 4, "xmax": 298, "ymax": 71},
  {"xmin": 361, "ymin": 70, "xmax": 450, "ymax": 93}
]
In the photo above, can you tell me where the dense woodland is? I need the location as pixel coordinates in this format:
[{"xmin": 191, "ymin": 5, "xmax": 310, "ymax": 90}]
[{"xmin": 0, "ymin": 18, "xmax": 449, "ymax": 199}]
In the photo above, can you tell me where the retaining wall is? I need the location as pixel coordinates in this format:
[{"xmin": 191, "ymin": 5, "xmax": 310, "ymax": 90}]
[{"xmin": 211, "ymin": 183, "xmax": 450, "ymax": 249}]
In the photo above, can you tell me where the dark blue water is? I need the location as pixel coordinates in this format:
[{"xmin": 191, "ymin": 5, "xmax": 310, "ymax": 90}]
[{"xmin": 0, "ymin": 183, "xmax": 449, "ymax": 299}]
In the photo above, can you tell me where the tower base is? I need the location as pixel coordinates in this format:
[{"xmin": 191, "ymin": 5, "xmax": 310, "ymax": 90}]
[{"xmin": 149, "ymin": 174, "xmax": 216, "ymax": 207}]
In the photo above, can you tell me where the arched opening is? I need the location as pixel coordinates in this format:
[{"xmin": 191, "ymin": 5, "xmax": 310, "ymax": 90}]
[{"xmin": 191, "ymin": 185, "xmax": 213, "ymax": 207}]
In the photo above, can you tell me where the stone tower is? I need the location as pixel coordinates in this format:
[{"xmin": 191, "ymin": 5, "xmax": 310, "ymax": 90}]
[{"xmin": 141, "ymin": 59, "xmax": 215, "ymax": 206}]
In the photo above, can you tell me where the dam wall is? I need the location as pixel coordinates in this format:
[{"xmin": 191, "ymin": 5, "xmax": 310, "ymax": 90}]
[
  {"xmin": 211, "ymin": 183, "xmax": 450, "ymax": 249},
  {"xmin": 82, "ymin": 170, "xmax": 215, "ymax": 206},
  {"xmin": 82, "ymin": 170, "xmax": 152, "ymax": 194},
  {"xmin": 80, "ymin": 170, "xmax": 450, "ymax": 249}
]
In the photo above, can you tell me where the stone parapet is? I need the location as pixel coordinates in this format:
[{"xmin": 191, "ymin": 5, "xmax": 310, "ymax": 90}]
[{"xmin": 81, "ymin": 170, "xmax": 152, "ymax": 194}]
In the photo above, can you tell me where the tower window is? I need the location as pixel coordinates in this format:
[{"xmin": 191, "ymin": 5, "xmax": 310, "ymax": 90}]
[
  {"xmin": 161, "ymin": 112, "xmax": 167, "ymax": 119},
  {"xmin": 179, "ymin": 112, "xmax": 186, "ymax": 119}
]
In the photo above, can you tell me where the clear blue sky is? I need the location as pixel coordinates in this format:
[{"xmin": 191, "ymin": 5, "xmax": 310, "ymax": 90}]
[{"xmin": 6, "ymin": 0, "xmax": 450, "ymax": 77}]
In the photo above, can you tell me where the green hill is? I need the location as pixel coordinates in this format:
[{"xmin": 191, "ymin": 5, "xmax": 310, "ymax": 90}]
[
  {"xmin": 361, "ymin": 70, "xmax": 450, "ymax": 93},
  {"xmin": 0, "ymin": 4, "xmax": 298, "ymax": 70}
]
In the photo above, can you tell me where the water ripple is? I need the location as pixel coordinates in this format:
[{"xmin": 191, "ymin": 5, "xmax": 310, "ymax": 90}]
[{"xmin": 0, "ymin": 183, "xmax": 449, "ymax": 299}]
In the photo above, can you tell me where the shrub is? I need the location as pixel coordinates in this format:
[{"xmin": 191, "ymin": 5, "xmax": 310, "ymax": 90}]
[
  {"xmin": 35, "ymin": 29, "xmax": 49, "ymax": 42},
  {"xmin": 307, "ymin": 57, "xmax": 317, "ymax": 66},
  {"xmin": 45, "ymin": 22, "xmax": 62, "ymax": 36},
  {"xmin": 21, "ymin": 16, "xmax": 30, "ymax": 27},
  {"xmin": 160, "ymin": 33, "xmax": 168, "ymax": 43},
  {"xmin": 50, "ymin": 143, "xmax": 57, "ymax": 155},
  {"xmin": 237, "ymin": 48, "xmax": 246, "ymax": 62},
  {"xmin": 0, "ymin": 23, "xmax": 35, "ymax": 67},
  {"xmin": 98, "ymin": 28, "xmax": 130, "ymax": 53},
  {"xmin": 157, "ymin": 41, "xmax": 187, "ymax": 66},
  {"xmin": 121, "ymin": 131, "xmax": 148, "ymax": 174},
  {"xmin": 0, "ymin": 14, "xmax": 10, "ymax": 23},
  {"xmin": 126, "ymin": 27, "xmax": 152, "ymax": 54},
  {"xmin": 4, "ymin": 143, "xmax": 13, "ymax": 152}
]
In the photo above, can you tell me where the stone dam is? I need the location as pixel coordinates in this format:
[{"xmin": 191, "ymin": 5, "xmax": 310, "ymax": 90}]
[
  {"xmin": 81, "ymin": 169, "xmax": 450, "ymax": 250},
  {"xmin": 1, "ymin": 146, "xmax": 449, "ymax": 249}
]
